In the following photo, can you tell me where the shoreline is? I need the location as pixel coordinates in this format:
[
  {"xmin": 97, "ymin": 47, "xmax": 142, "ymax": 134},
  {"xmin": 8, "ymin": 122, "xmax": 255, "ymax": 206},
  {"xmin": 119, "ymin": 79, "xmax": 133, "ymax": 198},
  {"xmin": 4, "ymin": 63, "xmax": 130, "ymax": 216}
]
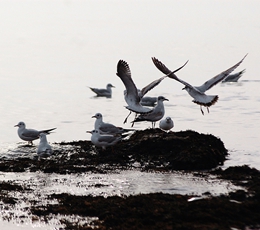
[{"xmin": 0, "ymin": 129, "xmax": 259, "ymax": 229}]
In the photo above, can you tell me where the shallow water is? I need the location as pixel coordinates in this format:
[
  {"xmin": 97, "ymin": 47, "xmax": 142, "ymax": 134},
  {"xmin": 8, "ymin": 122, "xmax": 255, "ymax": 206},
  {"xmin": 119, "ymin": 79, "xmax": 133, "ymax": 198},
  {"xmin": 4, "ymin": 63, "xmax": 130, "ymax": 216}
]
[{"xmin": 0, "ymin": 0, "xmax": 259, "ymax": 228}]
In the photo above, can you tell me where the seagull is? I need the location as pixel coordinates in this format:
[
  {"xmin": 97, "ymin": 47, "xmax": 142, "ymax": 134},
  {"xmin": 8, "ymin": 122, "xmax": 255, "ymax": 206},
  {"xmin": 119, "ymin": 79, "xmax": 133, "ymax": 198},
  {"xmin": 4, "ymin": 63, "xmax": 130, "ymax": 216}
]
[
  {"xmin": 92, "ymin": 113, "xmax": 135, "ymax": 135},
  {"xmin": 123, "ymin": 89, "xmax": 157, "ymax": 107},
  {"xmin": 37, "ymin": 133, "xmax": 53, "ymax": 158},
  {"xmin": 131, "ymin": 96, "xmax": 168, "ymax": 128},
  {"xmin": 89, "ymin": 83, "xmax": 115, "ymax": 97},
  {"xmin": 14, "ymin": 121, "xmax": 56, "ymax": 145},
  {"xmin": 116, "ymin": 59, "xmax": 188, "ymax": 123},
  {"xmin": 159, "ymin": 116, "xmax": 174, "ymax": 131},
  {"xmin": 86, "ymin": 129, "xmax": 122, "ymax": 150},
  {"xmin": 140, "ymin": 96, "xmax": 157, "ymax": 107},
  {"xmin": 152, "ymin": 55, "xmax": 247, "ymax": 115},
  {"xmin": 222, "ymin": 69, "xmax": 246, "ymax": 83}
]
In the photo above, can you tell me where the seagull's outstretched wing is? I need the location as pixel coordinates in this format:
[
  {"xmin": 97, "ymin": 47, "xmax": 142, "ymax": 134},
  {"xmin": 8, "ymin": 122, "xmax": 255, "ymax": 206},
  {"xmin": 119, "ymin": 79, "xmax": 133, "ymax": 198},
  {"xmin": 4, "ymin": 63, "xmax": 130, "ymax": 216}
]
[
  {"xmin": 152, "ymin": 57, "xmax": 193, "ymax": 89},
  {"xmin": 140, "ymin": 75, "xmax": 167, "ymax": 98},
  {"xmin": 196, "ymin": 54, "xmax": 247, "ymax": 92},
  {"xmin": 116, "ymin": 60, "xmax": 139, "ymax": 100},
  {"xmin": 140, "ymin": 60, "xmax": 188, "ymax": 97}
]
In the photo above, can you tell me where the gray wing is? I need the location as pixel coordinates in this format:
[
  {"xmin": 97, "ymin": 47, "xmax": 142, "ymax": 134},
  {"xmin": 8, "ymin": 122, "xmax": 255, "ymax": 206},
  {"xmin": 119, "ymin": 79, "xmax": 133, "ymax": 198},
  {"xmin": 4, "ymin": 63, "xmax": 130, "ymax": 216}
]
[
  {"xmin": 140, "ymin": 75, "xmax": 167, "ymax": 98},
  {"xmin": 90, "ymin": 88, "xmax": 109, "ymax": 94},
  {"xmin": 98, "ymin": 135, "xmax": 118, "ymax": 144},
  {"xmin": 22, "ymin": 129, "xmax": 40, "ymax": 138},
  {"xmin": 116, "ymin": 60, "xmax": 139, "ymax": 102},
  {"xmin": 117, "ymin": 60, "xmax": 152, "ymax": 113},
  {"xmin": 152, "ymin": 57, "xmax": 193, "ymax": 89},
  {"xmin": 99, "ymin": 123, "xmax": 120, "ymax": 134},
  {"xmin": 196, "ymin": 55, "xmax": 247, "ymax": 92}
]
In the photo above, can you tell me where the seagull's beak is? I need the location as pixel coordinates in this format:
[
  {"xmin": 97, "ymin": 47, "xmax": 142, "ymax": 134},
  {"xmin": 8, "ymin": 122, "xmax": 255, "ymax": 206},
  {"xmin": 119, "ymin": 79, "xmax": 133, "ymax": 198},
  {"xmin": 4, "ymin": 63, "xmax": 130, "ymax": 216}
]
[
  {"xmin": 14, "ymin": 124, "xmax": 18, "ymax": 127},
  {"xmin": 182, "ymin": 87, "xmax": 186, "ymax": 90},
  {"xmin": 165, "ymin": 98, "xmax": 169, "ymax": 101},
  {"xmin": 86, "ymin": 131, "xmax": 92, "ymax": 134},
  {"xmin": 91, "ymin": 115, "xmax": 97, "ymax": 118}
]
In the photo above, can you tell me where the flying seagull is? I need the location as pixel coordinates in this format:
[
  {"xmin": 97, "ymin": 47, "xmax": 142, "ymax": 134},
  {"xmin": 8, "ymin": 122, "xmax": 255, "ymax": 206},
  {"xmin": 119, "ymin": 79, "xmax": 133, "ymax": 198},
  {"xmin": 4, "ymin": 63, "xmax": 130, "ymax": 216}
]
[
  {"xmin": 89, "ymin": 83, "xmax": 115, "ymax": 97},
  {"xmin": 116, "ymin": 59, "xmax": 188, "ymax": 122},
  {"xmin": 14, "ymin": 121, "xmax": 56, "ymax": 145},
  {"xmin": 152, "ymin": 55, "xmax": 247, "ymax": 115}
]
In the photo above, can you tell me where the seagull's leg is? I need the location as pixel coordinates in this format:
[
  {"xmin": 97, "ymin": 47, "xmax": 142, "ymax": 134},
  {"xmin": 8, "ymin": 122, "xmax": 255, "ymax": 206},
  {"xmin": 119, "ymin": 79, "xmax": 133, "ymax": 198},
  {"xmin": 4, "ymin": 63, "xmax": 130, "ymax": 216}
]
[
  {"xmin": 200, "ymin": 106, "xmax": 204, "ymax": 115},
  {"xmin": 123, "ymin": 111, "xmax": 132, "ymax": 124},
  {"xmin": 207, "ymin": 107, "xmax": 210, "ymax": 113},
  {"xmin": 131, "ymin": 113, "xmax": 139, "ymax": 127},
  {"xmin": 28, "ymin": 141, "xmax": 33, "ymax": 146}
]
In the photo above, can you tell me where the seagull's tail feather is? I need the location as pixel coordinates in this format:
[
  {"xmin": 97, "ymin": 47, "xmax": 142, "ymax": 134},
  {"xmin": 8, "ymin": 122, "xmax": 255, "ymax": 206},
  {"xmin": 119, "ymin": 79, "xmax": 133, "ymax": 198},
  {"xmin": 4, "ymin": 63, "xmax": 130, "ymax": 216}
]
[
  {"xmin": 40, "ymin": 128, "xmax": 57, "ymax": 134},
  {"xmin": 192, "ymin": 95, "xmax": 218, "ymax": 107}
]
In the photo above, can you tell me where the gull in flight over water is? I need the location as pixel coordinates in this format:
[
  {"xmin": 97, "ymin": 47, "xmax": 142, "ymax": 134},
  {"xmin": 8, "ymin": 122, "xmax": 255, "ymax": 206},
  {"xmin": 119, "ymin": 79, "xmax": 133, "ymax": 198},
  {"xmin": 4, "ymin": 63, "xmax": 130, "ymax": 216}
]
[
  {"xmin": 159, "ymin": 116, "xmax": 174, "ymax": 131},
  {"xmin": 152, "ymin": 55, "xmax": 247, "ymax": 115},
  {"xmin": 87, "ymin": 129, "xmax": 122, "ymax": 150},
  {"xmin": 222, "ymin": 69, "xmax": 246, "ymax": 83},
  {"xmin": 131, "ymin": 96, "xmax": 168, "ymax": 128},
  {"xmin": 92, "ymin": 112, "xmax": 135, "ymax": 135},
  {"xmin": 89, "ymin": 83, "xmax": 115, "ymax": 97},
  {"xmin": 116, "ymin": 59, "xmax": 188, "ymax": 123},
  {"xmin": 37, "ymin": 133, "xmax": 53, "ymax": 158},
  {"xmin": 14, "ymin": 121, "xmax": 56, "ymax": 145}
]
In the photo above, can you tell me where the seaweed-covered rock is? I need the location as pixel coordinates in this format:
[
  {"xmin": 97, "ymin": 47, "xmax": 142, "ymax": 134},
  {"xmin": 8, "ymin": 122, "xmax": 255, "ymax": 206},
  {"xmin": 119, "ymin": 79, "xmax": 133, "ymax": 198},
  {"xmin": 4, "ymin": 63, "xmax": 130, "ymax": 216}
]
[
  {"xmin": 0, "ymin": 129, "xmax": 228, "ymax": 173},
  {"xmin": 114, "ymin": 129, "xmax": 227, "ymax": 170}
]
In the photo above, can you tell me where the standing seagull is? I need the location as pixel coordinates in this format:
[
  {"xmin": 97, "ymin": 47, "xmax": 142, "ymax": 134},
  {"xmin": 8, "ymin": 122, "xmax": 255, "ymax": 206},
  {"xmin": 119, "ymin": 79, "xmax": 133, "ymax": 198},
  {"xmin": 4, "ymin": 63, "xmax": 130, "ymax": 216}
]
[
  {"xmin": 222, "ymin": 69, "xmax": 246, "ymax": 83},
  {"xmin": 116, "ymin": 59, "xmax": 188, "ymax": 123},
  {"xmin": 87, "ymin": 129, "xmax": 122, "ymax": 150},
  {"xmin": 89, "ymin": 83, "xmax": 115, "ymax": 97},
  {"xmin": 37, "ymin": 133, "xmax": 53, "ymax": 158},
  {"xmin": 92, "ymin": 113, "xmax": 135, "ymax": 135},
  {"xmin": 159, "ymin": 117, "xmax": 174, "ymax": 131},
  {"xmin": 14, "ymin": 121, "xmax": 56, "ymax": 145},
  {"xmin": 131, "ymin": 96, "xmax": 168, "ymax": 128},
  {"xmin": 152, "ymin": 55, "xmax": 247, "ymax": 115}
]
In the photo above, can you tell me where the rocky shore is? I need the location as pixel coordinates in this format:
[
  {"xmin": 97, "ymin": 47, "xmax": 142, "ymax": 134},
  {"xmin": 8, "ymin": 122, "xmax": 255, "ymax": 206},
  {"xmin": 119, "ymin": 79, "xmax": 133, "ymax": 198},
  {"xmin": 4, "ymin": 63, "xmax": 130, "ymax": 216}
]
[{"xmin": 0, "ymin": 129, "xmax": 259, "ymax": 229}]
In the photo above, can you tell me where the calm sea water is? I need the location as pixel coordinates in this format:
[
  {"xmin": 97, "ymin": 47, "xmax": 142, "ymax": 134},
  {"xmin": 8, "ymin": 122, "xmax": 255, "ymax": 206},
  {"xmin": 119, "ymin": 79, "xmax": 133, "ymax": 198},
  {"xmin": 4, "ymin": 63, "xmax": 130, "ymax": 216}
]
[{"xmin": 0, "ymin": 0, "xmax": 259, "ymax": 228}]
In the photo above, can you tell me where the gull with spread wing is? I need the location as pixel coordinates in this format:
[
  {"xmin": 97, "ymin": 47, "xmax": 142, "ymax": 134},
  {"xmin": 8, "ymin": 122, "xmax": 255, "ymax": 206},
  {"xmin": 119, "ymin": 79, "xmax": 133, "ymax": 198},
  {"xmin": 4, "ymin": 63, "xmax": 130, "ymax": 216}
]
[
  {"xmin": 116, "ymin": 59, "xmax": 188, "ymax": 122},
  {"xmin": 152, "ymin": 55, "xmax": 247, "ymax": 115}
]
